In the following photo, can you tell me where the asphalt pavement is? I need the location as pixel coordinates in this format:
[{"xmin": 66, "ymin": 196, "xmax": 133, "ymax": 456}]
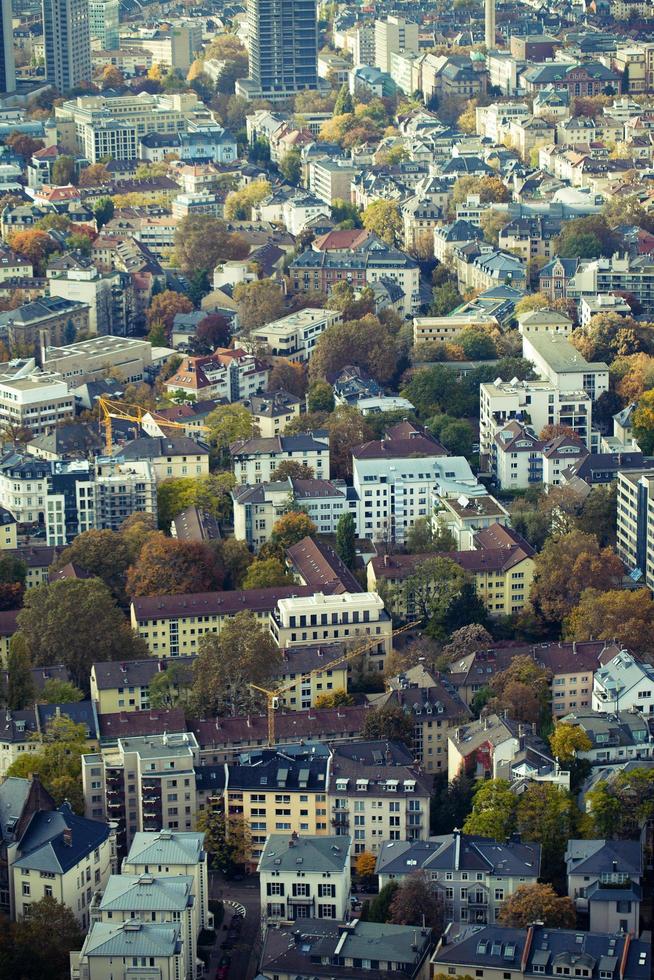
[{"xmin": 208, "ymin": 872, "xmax": 262, "ymax": 980}]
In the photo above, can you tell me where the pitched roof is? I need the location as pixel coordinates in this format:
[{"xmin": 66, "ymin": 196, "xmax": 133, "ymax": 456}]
[
  {"xmin": 286, "ymin": 536, "xmax": 362, "ymax": 594},
  {"xmin": 258, "ymin": 834, "xmax": 351, "ymax": 873},
  {"xmin": 131, "ymin": 585, "xmax": 338, "ymax": 621},
  {"xmin": 98, "ymin": 708, "xmax": 188, "ymax": 742},
  {"xmin": 14, "ymin": 802, "xmax": 109, "ymax": 874},
  {"xmin": 125, "ymin": 830, "xmax": 205, "ymax": 868}
]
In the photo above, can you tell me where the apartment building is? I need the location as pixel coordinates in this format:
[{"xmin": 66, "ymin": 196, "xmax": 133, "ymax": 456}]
[
  {"xmin": 0, "ymin": 508, "xmax": 16, "ymax": 549},
  {"xmin": 616, "ymin": 467, "xmax": 654, "ymax": 584},
  {"xmin": 535, "ymin": 641, "xmax": 619, "ymax": 718},
  {"xmin": 231, "ymin": 432, "xmax": 330, "ymax": 485},
  {"xmin": 556, "ymin": 709, "xmax": 654, "ymax": 764},
  {"xmin": 242, "ymin": 391, "xmax": 302, "ymax": 438},
  {"xmin": 233, "ymin": 478, "xmax": 355, "ymax": 550},
  {"xmin": 522, "ymin": 333, "xmax": 609, "ymax": 401},
  {"xmin": 71, "ymin": 921, "xmax": 185, "ymax": 980},
  {"xmin": 82, "ymin": 731, "xmax": 200, "ymax": 856},
  {"xmin": 374, "ymin": 16, "xmax": 419, "ymax": 73},
  {"xmin": 89, "ymin": 458, "xmax": 157, "ymax": 532},
  {"xmin": 242, "ymin": 308, "xmax": 341, "ymax": 363},
  {"xmin": 0, "ymin": 369, "xmax": 73, "ymax": 437},
  {"xmin": 568, "ymin": 254, "xmax": 654, "ymax": 315},
  {"xmin": 433, "ymin": 492, "xmax": 510, "ymax": 551},
  {"xmin": 592, "ymin": 650, "xmax": 654, "ymax": 714},
  {"xmin": 164, "ymin": 350, "xmax": 268, "ymax": 402},
  {"xmin": 0, "ymin": 450, "xmax": 52, "ymax": 523},
  {"xmin": 309, "ymin": 159, "xmax": 361, "ymax": 206},
  {"xmin": 516, "ymin": 309, "xmax": 573, "ymax": 337},
  {"xmin": 448, "ymin": 713, "xmax": 527, "ymax": 781},
  {"xmin": 328, "ymin": 740, "xmax": 431, "ymax": 856},
  {"xmin": 376, "ymin": 832, "xmax": 540, "ymax": 924},
  {"xmin": 566, "ymin": 838, "xmax": 643, "ymax": 933},
  {"xmin": 258, "ymin": 833, "xmax": 352, "ymax": 923},
  {"xmin": 270, "ymin": 592, "xmax": 393, "ymax": 673},
  {"xmin": 41, "ymin": 335, "xmax": 153, "ymax": 386},
  {"xmin": 113, "ymin": 436, "xmax": 209, "ymax": 483},
  {"xmin": 90, "ymin": 658, "xmax": 195, "ymax": 716}
]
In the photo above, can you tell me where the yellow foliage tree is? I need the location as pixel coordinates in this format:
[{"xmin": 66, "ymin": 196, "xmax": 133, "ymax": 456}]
[
  {"xmin": 224, "ymin": 179, "xmax": 272, "ymax": 220},
  {"xmin": 355, "ymin": 851, "xmax": 377, "ymax": 877},
  {"xmin": 319, "ymin": 113, "xmax": 352, "ymax": 142},
  {"xmin": 549, "ymin": 722, "xmax": 592, "ymax": 763}
]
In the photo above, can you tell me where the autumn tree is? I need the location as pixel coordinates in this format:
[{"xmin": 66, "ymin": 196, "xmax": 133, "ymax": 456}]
[
  {"xmin": 480, "ymin": 208, "xmax": 509, "ymax": 246},
  {"xmin": 126, "ymin": 537, "xmax": 224, "ymax": 596},
  {"xmin": 564, "ymin": 588, "xmax": 654, "ymax": 656},
  {"xmin": 189, "ymin": 611, "xmax": 282, "ymax": 717},
  {"xmin": 362, "ymin": 200, "xmax": 403, "ymax": 246},
  {"xmin": 233, "ymin": 279, "xmax": 286, "ymax": 331},
  {"xmin": 270, "ymin": 460, "xmax": 315, "ymax": 481},
  {"xmin": 388, "ymin": 871, "xmax": 444, "ymax": 931},
  {"xmin": 362, "ymin": 704, "xmax": 415, "ymax": 746},
  {"xmin": 6, "ymin": 133, "xmax": 44, "ymax": 159},
  {"xmin": 355, "ymin": 851, "xmax": 377, "ymax": 878},
  {"xmin": 517, "ymin": 783, "xmax": 578, "ymax": 881},
  {"xmin": 265, "ymin": 510, "xmax": 316, "ymax": 555},
  {"xmin": 571, "ymin": 312, "xmax": 642, "ymax": 363},
  {"xmin": 463, "ymin": 778, "xmax": 518, "ymax": 840},
  {"xmin": 101, "ymin": 64, "xmax": 125, "ymax": 89},
  {"xmin": 586, "ymin": 767, "xmax": 654, "ymax": 838},
  {"xmin": 224, "ymin": 179, "xmax": 272, "ymax": 220},
  {"xmin": 451, "ymin": 175, "xmax": 511, "ymax": 207},
  {"xmin": 488, "ymin": 656, "xmax": 551, "ymax": 726},
  {"xmin": 241, "ymin": 557, "xmax": 293, "ymax": 589},
  {"xmin": 51, "ymin": 155, "xmax": 75, "ymax": 186},
  {"xmin": 405, "ymin": 517, "xmax": 456, "ymax": 554},
  {"xmin": 8, "ymin": 230, "xmax": 58, "ymax": 275},
  {"xmin": 530, "ymin": 529, "xmax": 624, "ymax": 624},
  {"xmin": 549, "ymin": 722, "xmax": 593, "ymax": 764},
  {"xmin": 15, "ymin": 579, "xmax": 148, "ymax": 687},
  {"xmin": 6, "ymin": 715, "xmax": 89, "ymax": 812},
  {"xmin": 336, "ymin": 512, "xmax": 356, "ymax": 569},
  {"xmin": 78, "ymin": 163, "xmax": 110, "ymax": 187},
  {"xmin": 197, "ymin": 808, "xmax": 252, "ymax": 872},
  {"xmin": 327, "ymin": 405, "xmax": 374, "ymax": 480},
  {"xmin": 156, "ymin": 472, "xmax": 235, "ymax": 528},
  {"xmin": 2, "ymin": 895, "xmax": 84, "ymax": 980},
  {"xmin": 498, "ymin": 884, "xmax": 576, "ymax": 928},
  {"xmin": 384, "ymin": 556, "xmax": 467, "ymax": 632},
  {"xmin": 309, "ymin": 315, "xmax": 399, "ymax": 385},
  {"xmin": 146, "ymin": 290, "xmax": 194, "ymax": 334},
  {"xmin": 205, "ymin": 404, "xmax": 259, "ymax": 466},
  {"xmin": 174, "ymin": 215, "xmax": 249, "ymax": 277},
  {"xmin": 51, "ymin": 529, "xmax": 133, "ymax": 603},
  {"xmin": 196, "ymin": 313, "xmax": 232, "ymax": 349},
  {"xmin": 314, "ymin": 690, "xmax": 354, "ymax": 708},
  {"xmin": 441, "ymin": 624, "xmax": 494, "ymax": 662},
  {"xmin": 268, "ymin": 358, "xmax": 308, "ymax": 398}
]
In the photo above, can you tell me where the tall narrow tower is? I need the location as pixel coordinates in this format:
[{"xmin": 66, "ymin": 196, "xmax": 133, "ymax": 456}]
[{"xmin": 485, "ymin": 0, "xmax": 496, "ymax": 50}]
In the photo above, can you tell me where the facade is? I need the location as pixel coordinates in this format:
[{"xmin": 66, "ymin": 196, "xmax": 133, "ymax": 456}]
[
  {"xmin": 164, "ymin": 350, "xmax": 268, "ymax": 402},
  {"xmin": 42, "ymin": 0, "xmax": 92, "ymax": 92},
  {"xmin": 41, "ymin": 336, "xmax": 153, "ymax": 386},
  {"xmin": 243, "ymin": 309, "xmax": 341, "ymax": 363},
  {"xmin": 111, "ymin": 436, "xmax": 209, "ymax": 484},
  {"xmin": 376, "ymin": 832, "xmax": 540, "ymax": 925},
  {"xmin": 231, "ymin": 432, "xmax": 330, "ymax": 485},
  {"xmin": 236, "ymin": 0, "xmax": 319, "ymax": 102},
  {"xmin": 88, "ymin": 0, "xmax": 119, "ymax": 49},
  {"xmin": 566, "ymin": 838, "xmax": 643, "ymax": 933},
  {"xmin": 0, "ymin": 297, "xmax": 89, "ymax": 351},
  {"xmin": 0, "ymin": 0, "xmax": 15, "ymax": 94},
  {"xmin": 0, "ymin": 370, "xmax": 74, "ymax": 437},
  {"xmin": 258, "ymin": 833, "xmax": 352, "ymax": 923},
  {"xmin": 233, "ymin": 478, "xmax": 354, "ymax": 550},
  {"xmin": 90, "ymin": 658, "xmax": 194, "ymax": 716},
  {"xmin": 592, "ymin": 650, "xmax": 654, "ymax": 714},
  {"xmin": 374, "ymin": 16, "xmax": 419, "ymax": 73},
  {"xmin": 616, "ymin": 468, "xmax": 654, "ymax": 585},
  {"xmin": 522, "ymin": 333, "xmax": 609, "ymax": 401},
  {"xmin": 71, "ymin": 921, "xmax": 185, "ymax": 980}
]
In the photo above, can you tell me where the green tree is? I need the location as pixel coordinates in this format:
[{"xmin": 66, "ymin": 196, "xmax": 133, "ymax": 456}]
[
  {"xmin": 156, "ymin": 472, "xmax": 236, "ymax": 529},
  {"xmin": 457, "ymin": 327, "xmax": 497, "ymax": 360},
  {"xmin": 385, "ymin": 556, "xmax": 466, "ymax": 631},
  {"xmin": 6, "ymin": 715, "xmax": 89, "ymax": 812},
  {"xmin": 37, "ymin": 679, "xmax": 84, "ymax": 704},
  {"xmin": 405, "ymin": 517, "xmax": 456, "ymax": 554},
  {"xmin": 92, "ymin": 196, "xmax": 114, "ymax": 229},
  {"xmin": 556, "ymin": 215, "xmax": 621, "ymax": 259},
  {"xmin": 7, "ymin": 634, "xmax": 35, "ymax": 710},
  {"xmin": 308, "ymin": 380, "xmax": 335, "ymax": 413},
  {"xmin": 196, "ymin": 808, "xmax": 252, "ymax": 872},
  {"xmin": 463, "ymin": 778, "xmax": 518, "ymax": 840},
  {"xmin": 205, "ymin": 404, "xmax": 260, "ymax": 466},
  {"xmin": 3, "ymin": 895, "xmax": 84, "ymax": 980},
  {"xmin": 430, "ymin": 282, "xmax": 463, "ymax": 316},
  {"xmin": 361, "ymin": 704, "xmax": 415, "ymax": 746},
  {"xmin": 279, "ymin": 150, "xmax": 302, "ymax": 185},
  {"xmin": 335, "ymin": 512, "xmax": 356, "ymax": 569},
  {"xmin": 51, "ymin": 155, "xmax": 75, "ymax": 186},
  {"xmin": 15, "ymin": 579, "xmax": 149, "ymax": 688},
  {"xmin": 439, "ymin": 419, "xmax": 475, "ymax": 457},
  {"xmin": 241, "ymin": 557, "xmax": 293, "ymax": 589},
  {"xmin": 0, "ymin": 554, "xmax": 27, "ymax": 586},
  {"xmin": 331, "ymin": 199, "xmax": 363, "ymax": 227},
  {"xmin": 219, "ymin": 538, "xmax": 253, "ymax": 590},
  {"xmin": 365, "ymin": 881, "xmax": 399, "ymax": 922},
  {"xmin": 430, "ymin": 770, "xmax": 476, "ymax": 835},
  {"xmin": 334, "ymin": 83, "xmax": 354, "ymax": 115},
  {"xmin": 189, "ymin": 611, "xmax": 282, "ymax": 717},
  {"xmin": 147, "ymin": 661, "xmax": 192, "ymax": 709},
  {"xmin": 549, "ymin": 722, "xmax": 593, "ymax": 764},
  {"xmin": 362, "ymin": 200, "xmax": 403, "ymax": 246},
  {"xmin": 516, "ymin": 783, "xmax": 577, "ymax": 883}
]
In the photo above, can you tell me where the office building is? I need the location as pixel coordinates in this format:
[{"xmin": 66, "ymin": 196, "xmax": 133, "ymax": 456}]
[
  {"xmin": 0, "ymin": 0, "xmax": 16, "ymax": 94},
  {"xmin": 236, "ymin": 0, "xmax": 319, "ymax": 102},
  {"xmin": 88, "ymin": 0, "xmax": 119, "ymax": 50},
  {"xmin": 42, "ymin": 0, "xmax": 92, "ymax": 93},
  {"xmin": 374, "ymin": 16, "xmax": 418, "ymax": 74}
]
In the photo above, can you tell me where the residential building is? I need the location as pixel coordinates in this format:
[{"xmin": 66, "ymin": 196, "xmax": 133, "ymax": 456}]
[
  {"xmin": 233, "ymin": 478, "xmax": 354, "ymax": 550},
  {"xmin": 616, "ymin": 467, "xmax": 654, "ymax": 584},
  {"xmin": 111, "ymin": 436, "xmax": 209, "ymax": 483},
  {"xmin": 88, "ymin": 0, "xmax": 119, "ymax": 50},
  {"xmin": 434, "ymin": 493, "xmax": 510, "ymax": 551},
  {"xmin": 241, "ymin": 391, "xmax": 301, "ymax": 438},
  {"xmin": 517, "ymin": 309, "xmax": 573, "ymax": 336},
  {"xmin": 431, "ymin": 924, "xmax": 650, "ymax": 980},
  {"xmin": 374, "ymin": 17, "xmax": 419, "ymax": 73},
  {"xmin": 258, "ymin": 833, "xmax": 352, "ymax": 923},
  {"xmin": 491, "ymin": 420, "xmax": 544, "ymax": 490},
  {"xmin": 375, "ymin": 832, "xmax": 540, "ymax": 924},
  {"xmin": 521, "ymin": 61, "xmax": 621, "ymax": 96},
  {"xmin": 236, "ymin": 0, "xmax": 319, "ymax": 102},
  {"xmin": 522, "ymin": 333, "xmax": 609, "ymax": 401},
  {"xmin": 448, "ymin": 713, "xmax": 529, "ymax": 781},
  {"xmin": 42, "ymin": 0, "xmax": 91, "ymax": 93},
  {"xmin": 90, "ymin": 658, "xmax": 194, "ymax": 716},
  {"xmin": 0, "ymin": 451, "xmax": 51, "ymax": 524},
  {"xmin": 579, "ymin": 293, "xmax": 632, "ymax": 325},
  {"xmin": 82, "ymin": 731, "xmax": 200, "ymax": 856},
  {"xmin": 91, "ymin": 457, "xmax": 158, "ymax": 532},
  {"xmin": 592, "ymin": 650, "xmax": 654, "ymax": 714},
  {"xmin": 0, "ymin": 508, "xmax": 16, "ymax": 549},
  {"xmin": 231, "ymin": 432, "xmax": 330, "ymax": 485},
  {"xmin": 40, "ymin": 335, "xmax": 152, "ymax": 386},
  {"xmin": 413, "ymin": 312, "xmax": 499, "ymax": 347},
  {"xmin": 558, "ymin": 709, "xmax": 654, "ymax": 764},
  {"xmin": 242, "ymin": 309, "xmax": 341, "ymax": 363},
  {"xmin": 535, "ymin": 641, "xmax": 619, "ymax": 718},
  {"xmin": 0, "ymin": 368, "xmax": 73, "ymax": 437},
  {"xmin": 568, "ymin": 255, "xmax": 654, "ymax": 315},
  {"xmin": 566, "ymin": 838, "xmax": 643, "ymax": 933},
  {"xmin": 327, "ymin": 740, "xmax": 431, "ymax": 856},
  {"xmin": 309, "ymin": 159, "xmax": 361, "ymax": 206},
  {"xmin": 164, "ymin": 350, "xmax": 268, "ymax": 402},
  {"xmin": 71, "ymin": 921, "xmax": 185, "ymax": 980}
]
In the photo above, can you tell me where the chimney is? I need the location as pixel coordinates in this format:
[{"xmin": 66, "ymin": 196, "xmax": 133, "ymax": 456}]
[
  {"xmin": 63, "ymin": 826, "xmax": 72, "ymax": 847},
  {"xmin": 384, "ymin": 555, "xmax": 389, "ymax": 567}
]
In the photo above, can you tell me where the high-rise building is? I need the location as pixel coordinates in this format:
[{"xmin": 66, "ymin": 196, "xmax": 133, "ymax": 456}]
[
  {"xmin": 485, "ymin": 0, "xmax": 496, "ymax": 50},
  {"xmin": 42, "ymin": 0, "xmax": 92, "ymax": 93},
  {"xmin": 0, "ymin": 0, "xmax": 16, "ymax": 94},
  {"xmin": 374, "ymin": 16, "xmax": 418, "ymax": 73},
  {"xmin": 235, "ymin": 0, "xmax": 319, "ymax": 102},
  {"xmin": 89, "ymin": 0, "xmax": 119, "ymax": 50}
]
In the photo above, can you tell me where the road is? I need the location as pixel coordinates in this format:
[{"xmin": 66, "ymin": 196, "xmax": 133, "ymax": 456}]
[{"xmin": 208, "ymin": 872, "xmax": 262, "ymax": 980}]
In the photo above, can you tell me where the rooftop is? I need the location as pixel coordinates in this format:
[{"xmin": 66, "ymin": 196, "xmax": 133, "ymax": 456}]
[{"xmin": 258, "ymin": 834, "xmax": 351, "ymax": 874}]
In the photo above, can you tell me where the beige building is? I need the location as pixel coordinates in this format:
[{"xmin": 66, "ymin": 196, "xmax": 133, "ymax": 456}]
[
  {"xmin": 616, "ymin": 468, "xmax": 654, "ymax": 586},
  {"xmin": 90, "ymin": 658, "xmax": 194, "ymax": 716},
  {"xmin": 242, "ymin": 308, "xmax": 341, "ymax": 364},
  {"xmin": 71, "ymin": 920, "xmax": 185, "ymax": 980},
  {"xmin": 40, "ymin": 335, "xmax": 153, "ymax": 385},
  {"xmin": 113, "ymin": 436, "xmax": 209, "ymax": 484},
  {"xmin": 413, "ymin": 313, "xmax": 498, "ymax": 346},
  {"xmin": 374, "ymin": 16, "xmax": 418, "ymax": 73},
  {"xmin": 258, "ymin": 833, "xmax": 352, "ymax": 924},
  {"xmin": 0, "ymin": 509, "xmax": 17, "ymax": 549},
  {"xmin": 0, "ymin": 370, "xmax": 74, "ymax": 436}
]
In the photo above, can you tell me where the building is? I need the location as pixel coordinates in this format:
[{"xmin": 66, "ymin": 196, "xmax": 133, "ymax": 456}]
[
  {"xmin": 82, "ymin": 732, "xmax": 200, "ymax": 856},
  {"xmin": 566, "ymin": 838, "xmax": 643, "ymax": 933},
  {"xmin": 517, "ymin": 309, "xmax": 573, "ymax": 337},
  {"xmin": 558, "ymin": 709, "xmax": 654, "ymax": 764},
  {"xmin": 376, "ymin": 832, "xmax": 540, "ymax": 924},
  {"xmin": 534, "ymin": 641, "xmax": 619, "ymax": 718},
  {"xmin": 40, "ymin": 335, "xmax": 152, "ymax": 386},
  {"xmin": 242, "ymin": 391, "xmax": 301, "ymax": 438},
  {"xmin": 522, "ymin": 334, "xmax": 609, "ymax": 401},
  {"xmin": 236, "ymin": 0, "xmax": 319, "ymax": 102},
  {"xmin": 112, "ymin": 436, "xmax": 209, "ymax": 484},
  {"xmin": 448, "ymin": 713, "xmax": 528, "ymax": 781},
  {"xmin": 243, "ymin": 309, "xmax": 341, "ymax": 363},
  {"xmin": 71, "ymin": 921, "xmax": 185, "ymax": 980},
  {"xmin": 0, "ymin": 508, "xmax": 17, "ymax": 549},
  {"xmin": 260, "ymin": 918, "xmax": 433, "ymax": 980},
  {"xmin": 0, "ymin": 451, "xmax": 49, "ymax": 524},
  {"xmin": 0, "ymin": 0, "xmax": 15, "ymax": 94},
  {"xmin": 592, "ymin": 650, "xmax": 654, "ymax": 714},
  {"xmin": 88, "ymin": 0, "xmax": 119, "ymax": 50},
  {"xmin": 231, "ymin": 432, "xmax": 330, "ymax": 485},
  {"xmin": 42, "ymin": 0, "xmax": 92, "ymax": 92},
  {"xmin": 164, "ymin": 350, "xmax": 268, "ymax": 402},
  {"xmin": 12, "ymin": 801, "xmax": 112, "ymax": 929},
  {"xmin": 91, "ymin": 457, "xmax": 158, "ymax": 532},
  {"xmin": 0, "ymin": 297, "xmax": 90, "ymax": 351},
  {"xmin": 616, "ymin": 467, "xmax": 654, "ymax": 584},
  {"xmin": 233, "ymin": 478, "xmax": 355, "ymax": 550},
  {"xmin": 90, "ymin": 658, "xmax": 195, "ymax": 716},
  {"xmin": 374, "ymin": 16, "xmax": 418, "ymax": 73},
  {"xmin": 258, "ymin": 833, "xmax": 352, "ymax": 923}
]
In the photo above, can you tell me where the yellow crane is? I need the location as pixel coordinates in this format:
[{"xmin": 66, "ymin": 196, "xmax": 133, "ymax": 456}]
[
  {"xmin": 97, "ymin": 396, "xmax": 210, "ymax": 454},
  {"xmin": 250, "ymin": 620, "xmax": 420, "ymax": 745}
]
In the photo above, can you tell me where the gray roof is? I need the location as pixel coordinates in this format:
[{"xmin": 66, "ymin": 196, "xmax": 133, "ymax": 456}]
[
  {"xmin": 565, "ymin": 839, "xmax": 643, "ymax": 878},
  {"xmin": 83, "ymin": 921, "xmax": 182, "ymax": 958},
  {"xmin": 0, "ymin": 777, "xmax": 34, "ymax": 842},
  {"xmin": 99, "ymin": 873, "xmax": 194, "ymax": 912},
  {"xmin": 259, "ymin": 834, "xmax": 351, "ymax": 874},
  {"xmin": 376, "ymin": 833, "xmax": 540, "ymax": 878},
  {"xmin": 92, "ymin": 657, "xmax": 195, "ymax": 691},
  {"xmin": 586, "ymin": 881, "xmax": 642, "ymax": 903},
  {"xmin": 13, "ymin": 802, "xmax": 110, "ymax": 874},
  {"xmin": 124, "ymin": 830, "xmax": 205, "ymax": 868},
  {"xmin": 113, "ymin": 435, "xmax": 209, "ymax": 461}
]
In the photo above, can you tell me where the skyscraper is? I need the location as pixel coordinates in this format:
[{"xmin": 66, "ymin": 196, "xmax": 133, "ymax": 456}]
[
  {"xmin": 89, "ymin": 0, "xmax": 119, "ymax": 51},
  {"xmin": 485, "ymin": 0, "xmax": 496, "ymax": 51},
  {"xmin": 235, "ymin": 0, "xmax": 318, "ymax": 102},
  {"xmin": 42, "ymin": 0, "xmax": 91, "ymax": 93},
  {"xmin": 0, "ymin": 0, "xmax": 16, "ymax": 94}
]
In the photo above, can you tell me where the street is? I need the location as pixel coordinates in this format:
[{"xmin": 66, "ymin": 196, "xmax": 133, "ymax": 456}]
[{"xmin": 208, "ymin": 872, "xmax": 262, "ymax": 980}]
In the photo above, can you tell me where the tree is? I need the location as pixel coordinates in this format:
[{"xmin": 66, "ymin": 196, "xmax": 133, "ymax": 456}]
[
  {"xmin": 439, "ymin": 419, "xmax": 475, "ymax": 457},
  {"xmin": 233, "ymin": 280, "xmax": 286, "ymax": 331},
  {"xmin": 586, "ymin": 767, "xmax": 654, "ymax": 838},
  {"xmin": 126, "ymin": 537, "xmax": 224, "ymax": 596},
  {"xmin": 37, "ymin": 678, "xmax": 84, "ymax": 704},
  {"xmin": 15, "ymin": 579, "xmax": 148, "ymax": 688},
  {"xmin": 451, "ymin": 175, "xmax": 511, "ymax": 206},
  {"xmin": 387, "ymin": 556, "xmax": 467, "ymax": 632},
  {"xmin": 334, "ymin": 83, "xmax": 354, "ymax": 115},
  {"xmin": 457, "ymin": 327, "xmax": 497, "ymax": 360},
  {"xmin": 314, "ymin": 689, "xmax": 354, "ymax": 708},
  {"xmin": 355, "ymin": 851, "xmax": 377, "ymax": 878},
  {"xmin": 530, "ymin": 530, "xmax": 624, "ymax": 624},
  {"xmin": 309, "ymin": 315, "xmax": 399, "ymax": 385},
  {"xmin": 197, "ymin": 808, "xmax": 252, "ymax": 872},
  {"xmin": 147, "ymin": 661, "xmax": 191, "ymax": 709},
  {"xmin": 6, "ymin": 132, "xmax": 44, "ymax": 159},
  {"xmin": 101, "ymin": 64, "xmax": 124, "ymax": 89},
  {"xmin": 517, "ymin": 783, "xmax": 577, "ymax": 880},
  {"xmin": 146, "ymin": 290, "xmax": 194, "ymax": 334},
  {"xmin": 634, "ymin": 388, "xmax": 654, "ymax": 453},
  {"xmin": 78, "ymin": 163, "xmax": 110, "ymax": 187},
  {"xmin": 556, "ymin": 215, "xmax": 621, "ymax": 259},
  {"xmin": 205, "ymin": 404, "xmax": 259, "ymax": 465},
  {"xmin": 6, "ymin": 715, "xmax": 89, "ymax": 812},
  {"xmin": 331, "ymin": 199, "xmax": 362, "ymax": 228},
  {"xmin": 174, "ymin": 215, "xmax": 249, "ymax": 277},
  {"xmin": 7, "ymin": 635, "xmax": 35, "ymax": 710},
  {"xmin": 279, "ymin": 150, "xmax": 302, "ymax": 185},
  {"xmin": 52, "ymin": 529, "xmax": 133, "ymax": 603},
  {"xmin": 224, "ymin": 179, "xmax": 272, "ymax": 220},
  {"xmin": 480, "ymin": 208, "xmax": 509, "ymax": 246},
  {"xmin": 93, "ymin": 196, "xmax": 114, "ymax": 229},
  {"xmin": 267, "ymin": 510, "xmax": 316, "ymax": 554},
  {"xmin": 268, "ymin": 358, "xmax": 308, "ymax": 398},
  {"xmin": 51, "ymin": 155, "xmax": 75, "ymax": 186},
  {"xmin": 327, "ymin": 405, "xmax": 374, "ymax": 480},
  {"xmin": 189, "ymin": 611, "xmax": 282, "ymax": 717},
  {"xmin": 362, "ymin": 200, "xmax": 403, "ymax": 247},
  {"xmin": 441, "ymin": 581, "xmax": 490, "ymax": 635},
  {"xmin": 219, "ymin": 538, "xmax": 252, "ymax": 590},
  {"xmin": 489, "ymin": 656, "xmax": 551, "ymax": 726},
  {"xmin": 498, "ymin": 884, "xmax": 576, "ymax": 929},
  {"xmin": 442, "ymin": 624, "xmax": 493, "ymax": 662},
  {"xmin": 388, "ymin": 871, "xmax": 444, "ymax": 931},
  {"xmin": 463, "ymin": 778, "xmax": 518, "ymax": 840},
  {"xmin": 270, "ymin": 460, "xmax": 315, "ymax": 481},
  {"xmin": 550, "ymin": 721, "xmax": 593, "ymax": 763},
  {"xmin": 241, "ymin": 557, "xmax": 293, "ymax": 589},
  {"xmin": 335, "ymin": 512, "xmax": 356, "ymax": 570},
  {"xmin": 196, "ymin": 313, "xmax": 232, "ymax": 349},
  {"xmin": 8, "ymin": 230, "xmax": 58, "ymax": 274},
  {"xmin": 430, "ymin": 770, "xmax": 476, "ymax": 835},
  {"xmin": 365, "ymin": 881, "xmax": 399, "ymax": 922},
  {"xmin": 308, "ymin": 380, "xmax": 335, "ymax": 414},
  {"xmin": 405, "ymin": 517, "xmax": 456, "ymax": 554},
  {"xmin": 571, "ymin": 312, "xmax": 642, "ymax": 362},
  {"xmin": 3, "ymin": 895, "xmax": 84, "ymax": 980},
  {"xmin": 362, "ymin": 704, "xmax": 415, "ymax": 746},
  {"xmin": 564, "ymin": 588, "xmax": 654, "ymax": 656}
]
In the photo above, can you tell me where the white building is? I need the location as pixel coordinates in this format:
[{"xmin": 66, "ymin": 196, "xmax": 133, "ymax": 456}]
[
  {"xmin": 258, "ymin": 833, "xmax": 352, "ymax": 923},
  {"xmin": 374, "ymin": 16, "xmax": 418, "ymax": 73},
  {"xmin": 242, "ymin": 309, "xmax": 341, "ymax": 363},
  {"xmin": 71, "ymin": 921, "xmax": 185, "ymax": 980},
  {"xmin": 0, "ymin": 369, "xmax": 73, "ymax": 437},
  {"xmin": 516, "ymin": 309, "xmax": 573, "ymax": 336},
  {"xmin": 592, "ymin": 650, "xmax": 654, "ymax": 714},
  {"xmin": 231, "ymin": 432, "xmax": 330, "ymax": 485},
  {"xmin": 491, "ymin": 419, "xmax": 543, "ymax": 490},
  {"xmin": 579, "ymin": 293, "xmax": 633, "ymax": 326},
  {"xmin": 522, "ymin": 333, "xmax": 609, "ymax": 401}
]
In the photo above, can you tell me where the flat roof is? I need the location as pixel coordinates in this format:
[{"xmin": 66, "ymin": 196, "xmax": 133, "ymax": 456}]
[{"xmin": 524, "ymin": 333, "xmax": 608, "ymax": 373}]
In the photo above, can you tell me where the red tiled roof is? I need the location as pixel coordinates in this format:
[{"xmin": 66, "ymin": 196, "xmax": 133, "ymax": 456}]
[
  {"xmin": 286, "ymin": 536, "xmax": 362, "ymax": 594},
  {"xmin": 98, "ymin": 708, "xmax": 188, "ymax": 740},
  {"xmin": 131, "ymin": 584, "xmax": 341, "ymax": 621},
  {"xmin": 189, "ymin": 704, "xmax": 371, "ymax": 748}
]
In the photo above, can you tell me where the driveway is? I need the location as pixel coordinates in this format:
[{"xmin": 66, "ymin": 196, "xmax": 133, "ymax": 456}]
[{"xmin": 209, "ymin": 872, "xmax": 262, "ymax": 980}]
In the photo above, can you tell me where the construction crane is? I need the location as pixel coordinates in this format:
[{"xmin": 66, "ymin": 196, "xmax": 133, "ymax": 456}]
[
  {"xmin": 250, "ymin": 620, "xmax": 420, "ymax": 745},
  {"xmin": 97, "ymin": 396, "xmax": 210, "ymax": 454}
]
